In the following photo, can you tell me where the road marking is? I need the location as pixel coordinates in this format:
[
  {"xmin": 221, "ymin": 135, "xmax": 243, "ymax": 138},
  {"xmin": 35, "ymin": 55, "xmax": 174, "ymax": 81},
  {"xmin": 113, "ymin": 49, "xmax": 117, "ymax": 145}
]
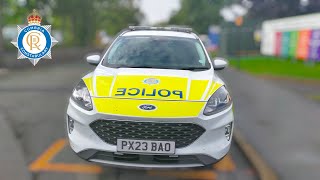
[
  {"xmin": 29, "ymin": 139, "xmax": 65, "ymax": 170},
  {"xmin": 306, "ymin": 94, "xmax": 320, "ymax": 101},
  {"xmin": 213, "ymin": 154, "xmax": 236, "ymax": 172},
  {"xmin": 0, "ymin": 68, "xmax": 9, "ymax": 76},
  {"xmin": 29, "ymin": 139, "xmax": 103, "ymax": 174},
  {"xmin": 234, "ymin": 130, "xmax": 278, "ymax": 180},
  {"xmin": 148, "ymin": 170, "xmax": 217, "ymax": 180},
  {"xmin": 148, "ymin": 153, "xmax": 236, "ymax": 179}
]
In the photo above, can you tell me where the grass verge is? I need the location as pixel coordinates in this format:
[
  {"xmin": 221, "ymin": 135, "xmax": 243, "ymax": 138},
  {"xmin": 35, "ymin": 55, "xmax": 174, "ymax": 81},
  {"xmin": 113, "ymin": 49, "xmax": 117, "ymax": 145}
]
[
  {"xmin": 308, "ymin": 95, "xmax": 320, "ymax": 101},
  {"xmin": 229, "ymin": 56, "xmax": 320, "ymax": 80}
]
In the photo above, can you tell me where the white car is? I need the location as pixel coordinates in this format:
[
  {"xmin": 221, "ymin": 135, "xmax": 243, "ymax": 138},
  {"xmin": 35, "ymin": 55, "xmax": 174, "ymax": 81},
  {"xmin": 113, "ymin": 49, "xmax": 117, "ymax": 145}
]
[{"xmin": 66, "ymin": 26, "xmax": 234, "ymax": 168}]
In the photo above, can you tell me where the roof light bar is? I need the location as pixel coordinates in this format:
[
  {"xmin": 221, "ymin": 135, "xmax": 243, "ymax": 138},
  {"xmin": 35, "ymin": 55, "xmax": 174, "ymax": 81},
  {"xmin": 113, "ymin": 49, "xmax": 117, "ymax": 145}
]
[{"xmin": 129, "ymin": 26, "xmax": 193, "ymax": 33}]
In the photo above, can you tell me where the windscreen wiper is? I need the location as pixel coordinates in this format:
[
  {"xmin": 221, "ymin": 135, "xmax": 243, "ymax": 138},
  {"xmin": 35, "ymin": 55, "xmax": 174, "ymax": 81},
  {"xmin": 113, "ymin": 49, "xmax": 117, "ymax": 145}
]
[
  {"xmin": 112, "ymin": 65, "xmax": 154, "ymax": 68},
  {"xmin": 126, "ymin": 65, "xmax": 157, "ymax": 68},
  {"xmin": 179, "ymin": 67, "xmax": 210, "ymax": 71},
  {"xmin": 113, "ymin": 65, "xmax": 165, "ymax": 69}
]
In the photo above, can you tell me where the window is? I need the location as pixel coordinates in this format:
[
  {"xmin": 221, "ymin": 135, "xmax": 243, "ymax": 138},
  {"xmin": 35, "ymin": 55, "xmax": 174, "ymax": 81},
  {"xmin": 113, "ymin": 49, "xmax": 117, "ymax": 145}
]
[{"xmin": 102, "ymin": 36, "xmax": 211, "ymax": 70}]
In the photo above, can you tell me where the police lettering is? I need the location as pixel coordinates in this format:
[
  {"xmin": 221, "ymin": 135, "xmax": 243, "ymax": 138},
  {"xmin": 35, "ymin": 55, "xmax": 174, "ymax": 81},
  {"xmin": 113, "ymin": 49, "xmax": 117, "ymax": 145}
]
[
  {"xmin": 115, "ymin": 88, "xmax": 183, "ymax": 99},
  {"xmin": 115, "ymin": 88, "xmax": 126, "ymax": 96}
]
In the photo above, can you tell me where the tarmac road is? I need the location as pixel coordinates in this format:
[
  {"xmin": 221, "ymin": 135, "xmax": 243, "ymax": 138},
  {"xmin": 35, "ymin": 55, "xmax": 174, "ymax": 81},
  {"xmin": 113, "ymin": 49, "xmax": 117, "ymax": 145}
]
[
  {"xmin": 220, "ymin": 68, "xmax": 320, "ymax": 180},
  {"xmin": 0, "ymin": 62, "xmax": 257, "ymax": 180}
]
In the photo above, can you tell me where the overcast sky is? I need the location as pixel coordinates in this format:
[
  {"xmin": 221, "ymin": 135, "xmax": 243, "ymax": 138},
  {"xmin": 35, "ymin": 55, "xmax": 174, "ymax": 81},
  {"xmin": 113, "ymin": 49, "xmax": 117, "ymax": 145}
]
[{"xmin": 139, "ymin": 0, "xmax": 181, "ymax": 24}]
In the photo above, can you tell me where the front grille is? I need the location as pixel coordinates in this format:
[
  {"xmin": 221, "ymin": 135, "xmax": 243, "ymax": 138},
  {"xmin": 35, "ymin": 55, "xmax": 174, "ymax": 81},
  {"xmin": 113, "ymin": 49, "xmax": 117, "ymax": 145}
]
[{"xmin": 90, "ymin": 120, "xmax": 205, "ymax": 148}]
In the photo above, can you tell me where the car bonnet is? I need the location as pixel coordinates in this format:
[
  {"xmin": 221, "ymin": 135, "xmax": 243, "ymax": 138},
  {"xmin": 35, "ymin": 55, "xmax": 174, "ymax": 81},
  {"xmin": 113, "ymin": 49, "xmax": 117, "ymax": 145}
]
[{"xmin": 80, "ymin": 67, "xmax": 223, "ymax": 118}]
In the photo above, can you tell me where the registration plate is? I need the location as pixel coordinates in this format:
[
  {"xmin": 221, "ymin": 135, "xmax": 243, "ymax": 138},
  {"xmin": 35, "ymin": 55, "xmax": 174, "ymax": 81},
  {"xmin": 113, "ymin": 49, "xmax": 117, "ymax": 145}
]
[{"xmin": 117, "ymin": 139, "xmax": 175, "ymax": 154}]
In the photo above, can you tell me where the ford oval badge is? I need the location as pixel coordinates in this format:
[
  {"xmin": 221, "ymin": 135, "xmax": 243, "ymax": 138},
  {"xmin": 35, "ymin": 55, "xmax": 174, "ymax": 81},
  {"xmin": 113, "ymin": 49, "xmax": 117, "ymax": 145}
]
[{"xmin": 139, "ymin": 104, "xmax": 157, "ymax": 111}]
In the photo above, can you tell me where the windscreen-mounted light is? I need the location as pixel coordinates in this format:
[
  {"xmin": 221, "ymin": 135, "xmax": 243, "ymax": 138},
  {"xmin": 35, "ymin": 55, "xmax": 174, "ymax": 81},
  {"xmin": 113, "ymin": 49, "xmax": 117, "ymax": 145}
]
[{"xmin": 129, "ymin": 26, "xmax": 193, "ymax": 33}]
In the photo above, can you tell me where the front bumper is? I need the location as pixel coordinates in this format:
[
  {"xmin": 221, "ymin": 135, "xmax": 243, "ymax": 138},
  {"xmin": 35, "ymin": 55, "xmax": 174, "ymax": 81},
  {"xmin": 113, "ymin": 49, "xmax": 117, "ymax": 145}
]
[{"xmin": 66, "ymin": 99, "xmax": 234, "ymax": 168}]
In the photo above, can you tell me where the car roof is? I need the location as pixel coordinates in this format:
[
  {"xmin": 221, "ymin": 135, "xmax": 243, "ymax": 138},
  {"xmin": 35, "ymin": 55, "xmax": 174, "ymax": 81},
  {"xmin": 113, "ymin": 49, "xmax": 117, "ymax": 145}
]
[{"xmin": 122, "ymin": 30, "xmax": 198, "ymax": 39}]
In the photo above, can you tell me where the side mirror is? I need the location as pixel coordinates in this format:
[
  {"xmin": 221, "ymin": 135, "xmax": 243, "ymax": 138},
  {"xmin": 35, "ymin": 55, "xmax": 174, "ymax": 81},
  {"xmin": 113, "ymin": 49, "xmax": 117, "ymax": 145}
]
[
  {"xmin": 86, "ymin": 54, "xmax": 101, "ymax": 66},
  {"xmin": 213, "ymin": 57, "xmax": 228, "ymax": 70}
]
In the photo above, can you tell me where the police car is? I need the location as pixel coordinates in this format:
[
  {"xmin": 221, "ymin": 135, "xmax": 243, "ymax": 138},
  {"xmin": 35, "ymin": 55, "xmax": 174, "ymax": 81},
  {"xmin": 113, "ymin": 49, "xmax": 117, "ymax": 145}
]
[{"xmin": 66, "ymin": 26, "xmax": 234, "ymax": 168}]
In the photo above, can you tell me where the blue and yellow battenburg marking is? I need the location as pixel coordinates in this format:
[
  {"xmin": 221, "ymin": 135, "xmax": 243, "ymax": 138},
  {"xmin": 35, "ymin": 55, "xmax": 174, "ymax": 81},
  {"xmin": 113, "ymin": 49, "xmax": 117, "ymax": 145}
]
[{"xmin": 82, "ymin": 75, "xmax": 222, "ymax": 117}]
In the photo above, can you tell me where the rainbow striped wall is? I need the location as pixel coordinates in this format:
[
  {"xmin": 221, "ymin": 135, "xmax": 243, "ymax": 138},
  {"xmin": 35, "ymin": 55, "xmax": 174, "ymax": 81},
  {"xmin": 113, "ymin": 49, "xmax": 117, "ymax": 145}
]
[
  {"xmin": 261, "ymin": 13, "xmax": 320, "ymax": 62},
  {"xmin": 274, "ymin": 29, "xmax": 320, "ymax": 61}
]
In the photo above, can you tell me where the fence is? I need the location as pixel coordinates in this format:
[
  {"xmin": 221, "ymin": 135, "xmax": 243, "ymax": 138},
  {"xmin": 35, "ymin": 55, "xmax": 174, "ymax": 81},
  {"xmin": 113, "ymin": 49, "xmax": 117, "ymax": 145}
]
[{"xmin": 218, "ymin": 20, "xmax": 261, "ymax": 57}]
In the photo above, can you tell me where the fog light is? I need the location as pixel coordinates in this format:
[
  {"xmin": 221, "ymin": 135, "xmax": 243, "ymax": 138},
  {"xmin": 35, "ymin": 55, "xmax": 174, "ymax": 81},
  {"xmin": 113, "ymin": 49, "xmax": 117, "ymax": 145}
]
[
  {"xmin": 225, "ymin": 122, "xmax": 233, "ymax": 141},
  {"xmin": 68, "ymin": 116, "xmax": 75, "ymax": 134}
]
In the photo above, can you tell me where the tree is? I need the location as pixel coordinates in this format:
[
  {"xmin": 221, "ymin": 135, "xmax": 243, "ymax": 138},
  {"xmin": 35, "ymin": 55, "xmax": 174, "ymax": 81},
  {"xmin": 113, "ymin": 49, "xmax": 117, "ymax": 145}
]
[
  {"xmin": 0, "ymin": 0, "xmax": 143, "ymax": 47},
  {"xmin": 168, "ymin": 0, "xmax": 224, "ymax": 34},
  {"xmin": 54, "ymin": 0, "xmax": 96, "ymax": 46},
  {"xmin": 94, "ymin": 0, "xmax": 142, "ymax": 35},
  {"xmin": 0, "ymin": 0, "xmax": 4, "ymax": 53},
  {"xmin": 0, "ymin": 0, "xmax": 55, "ymax": 51},
  {"xmin": 248, "ymin": 0, "xmax": 320, "ymax": 20},
  {"xmin": 54, "ymin": 0, "xmax": 142, "ymax": 46},
  {"xmin": 0, "ymin": 0, "xmax": 13, "ymax": 52}
]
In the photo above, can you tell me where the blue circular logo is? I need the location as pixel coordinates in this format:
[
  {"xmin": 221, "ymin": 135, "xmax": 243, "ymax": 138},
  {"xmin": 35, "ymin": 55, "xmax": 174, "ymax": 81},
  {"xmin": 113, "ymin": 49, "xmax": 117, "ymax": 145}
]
[
  {"xmin": 143, "ymin": 78, "xmax": 160, "ymax": 85},
  {"xmin": 139, "ymin": 104, "xmax": 157, "ymax": 111},
  {"xmin": 17, "ymin": 25, "xmax": 52, "ymax": 59}
]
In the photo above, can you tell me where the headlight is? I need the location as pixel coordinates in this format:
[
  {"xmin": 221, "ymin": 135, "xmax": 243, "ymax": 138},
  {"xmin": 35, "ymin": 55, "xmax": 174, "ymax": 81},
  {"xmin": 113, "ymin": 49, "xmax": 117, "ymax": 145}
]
[
  {"xmin": 203, "ymin": 86, "xmax": 232, "ymax": 116},
  {"xmin": 71, "ymin": 80, "xmax": 93, "ymax": 111}
]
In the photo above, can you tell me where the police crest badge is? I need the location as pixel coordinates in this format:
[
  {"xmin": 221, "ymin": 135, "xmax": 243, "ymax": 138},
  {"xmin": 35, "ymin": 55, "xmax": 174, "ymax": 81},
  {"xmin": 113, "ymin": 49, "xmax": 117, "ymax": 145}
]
[{"xmin": 11, "ymin": 9, "xmax": 58, "ymax": 66}]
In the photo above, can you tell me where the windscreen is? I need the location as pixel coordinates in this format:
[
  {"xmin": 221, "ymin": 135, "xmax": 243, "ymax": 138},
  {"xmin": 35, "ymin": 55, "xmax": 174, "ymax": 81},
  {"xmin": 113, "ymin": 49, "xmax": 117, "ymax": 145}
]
[{"xmin": 102, "ymin": 36, "xmax": 211, "ymax": 70}]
